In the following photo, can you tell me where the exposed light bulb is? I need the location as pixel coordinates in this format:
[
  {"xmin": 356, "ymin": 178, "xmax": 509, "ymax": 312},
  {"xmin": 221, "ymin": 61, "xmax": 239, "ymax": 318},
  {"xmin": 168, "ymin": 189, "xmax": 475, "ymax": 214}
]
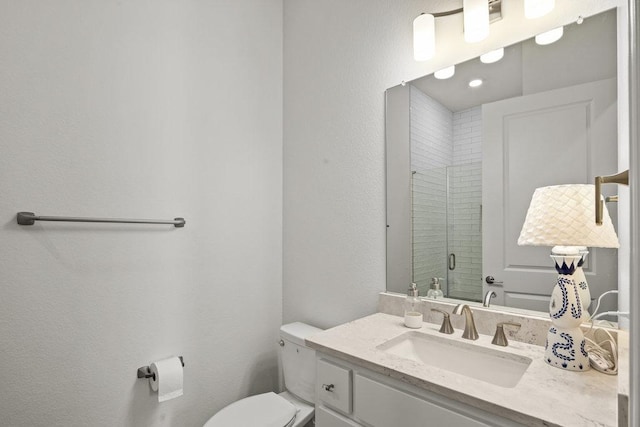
[
  {"xmin": 463, "ymin": 0, "xmax": 489, "ymax": 43},
  {"xmin": 535, "ymin": 26, "xmax": 563, "ymax": 45},
  {"xmin": 434, "ymin": 65, "xmax": 455, "ymax": 79},
  {"xmin": 480, "ymin": 47, "xmax": 504, "ymax": 64},
  {"xmin": 469, "ymin": 79, "xmax": 483, "ymax": 88},
  {"xmin": 413, "ymin": 14, "xmax": 435, "ymax": 61},
  {"xmin": 524, "ymin": 0, "xmax": 555, "ymax": 19}
]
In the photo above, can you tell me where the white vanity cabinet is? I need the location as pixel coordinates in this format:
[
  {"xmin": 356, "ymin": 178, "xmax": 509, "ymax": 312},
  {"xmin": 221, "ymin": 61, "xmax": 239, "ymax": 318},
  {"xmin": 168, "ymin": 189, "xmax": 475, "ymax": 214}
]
[
  {"xmin": 316, "ymin": 406, "xmax": 362, "ymax": 427},
  {"xmin": 315, "ymin": 354, "xmax": 522, "ymax": 427},
  {"xmin": 317, "ymin": 358, "xmax": 353, "ymax": 415}
]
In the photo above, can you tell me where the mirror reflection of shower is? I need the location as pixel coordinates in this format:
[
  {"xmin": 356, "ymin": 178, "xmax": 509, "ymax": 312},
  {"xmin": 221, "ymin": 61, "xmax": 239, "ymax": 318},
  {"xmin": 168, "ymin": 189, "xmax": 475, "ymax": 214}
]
[
  {"xmin": 410, "ymin": 85, "xmax": 482, "ymax": 300},
  {"xmin": 411, "ymin": 164, "xmax": 482, "ymax": 300}
]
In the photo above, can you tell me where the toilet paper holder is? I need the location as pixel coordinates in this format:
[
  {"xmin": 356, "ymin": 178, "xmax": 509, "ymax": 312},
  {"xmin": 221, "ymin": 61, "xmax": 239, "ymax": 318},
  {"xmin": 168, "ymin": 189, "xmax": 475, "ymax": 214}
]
[{"xmin": 137, "ymin": 356, "xmax": 184, "ymax": 380}]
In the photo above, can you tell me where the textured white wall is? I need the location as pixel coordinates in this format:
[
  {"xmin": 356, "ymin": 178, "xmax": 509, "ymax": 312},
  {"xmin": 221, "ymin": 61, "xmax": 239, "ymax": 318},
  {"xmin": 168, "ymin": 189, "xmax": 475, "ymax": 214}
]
[
  {"xmin": 283, "ymin": 0, "xmax": 412, "ymax": 327},
  {"xmin": 0, "ymin": 1, "xmax": 282, "ymax": 426},
  {"xmin": 283, "ymin": 0, "xmax": 622, "ymax": 328}
]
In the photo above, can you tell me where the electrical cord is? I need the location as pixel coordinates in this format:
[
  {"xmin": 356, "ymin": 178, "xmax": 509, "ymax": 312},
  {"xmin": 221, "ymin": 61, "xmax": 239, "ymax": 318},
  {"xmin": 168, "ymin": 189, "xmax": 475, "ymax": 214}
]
[
  {"xmin": 588, "ymin": 290, "xmax": 619, "ymax": 322},
  {"xmin": 584, "ymin": 329, "xmax": 618, "ymax": 374},
  {"xmin": 582, "ymin": 290, "xmax": 627, "ymax": 375}
]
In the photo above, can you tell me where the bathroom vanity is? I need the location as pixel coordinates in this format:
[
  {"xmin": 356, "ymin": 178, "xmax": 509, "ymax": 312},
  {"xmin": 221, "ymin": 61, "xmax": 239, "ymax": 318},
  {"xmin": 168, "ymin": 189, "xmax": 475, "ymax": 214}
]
[{"xmin": 307, "ymin": 313, "xmax": 618, "ymax": 427}]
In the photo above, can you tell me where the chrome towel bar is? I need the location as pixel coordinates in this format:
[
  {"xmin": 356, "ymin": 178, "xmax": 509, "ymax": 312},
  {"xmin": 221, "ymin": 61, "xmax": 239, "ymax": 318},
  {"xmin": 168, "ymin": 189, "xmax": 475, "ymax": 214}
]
[{"xmin": 17, "ymin": 212, "xmax": 185, "ymax": 228}]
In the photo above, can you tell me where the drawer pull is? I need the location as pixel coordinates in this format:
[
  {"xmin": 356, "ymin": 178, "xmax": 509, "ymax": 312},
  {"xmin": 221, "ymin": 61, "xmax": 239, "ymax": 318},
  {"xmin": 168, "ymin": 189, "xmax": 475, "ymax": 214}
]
[{"xmin": 322, "ymin": 383, "xmax": 335, "ymax": 392}]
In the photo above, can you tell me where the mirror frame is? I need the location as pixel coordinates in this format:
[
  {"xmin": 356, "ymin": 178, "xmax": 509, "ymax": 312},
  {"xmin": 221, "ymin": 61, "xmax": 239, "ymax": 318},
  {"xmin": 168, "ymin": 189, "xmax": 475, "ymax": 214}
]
[{"xmin": 627, "ymin": 0, "xmax": 639, "ymax": 423}]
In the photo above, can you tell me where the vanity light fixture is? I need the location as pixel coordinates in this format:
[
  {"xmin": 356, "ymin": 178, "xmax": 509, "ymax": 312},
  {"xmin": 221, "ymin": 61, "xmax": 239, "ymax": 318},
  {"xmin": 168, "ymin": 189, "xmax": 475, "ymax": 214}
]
[
  {"xmin": 464, "ymin": 0, "xmax": 490, "ymax": 43},
  {"xmin": 434, "ymin": 65, "xmax": 455, "ymax": 79},
  {"xmin": 413, "ymin": 0, "xmax": 502, "ymax": 61},
  {"xmin": 413, "ymin": 13, "xmax": 436, "ymax": 61},
  {"xmin": 524, "ymin": 0, "xmax": 555, "ymax": 19},
  {"xmin": 535, "ymin": 26, "xmax": 564, "ymax": 45},
  {"xmin": 480, "ymin": 47, "xmax": 504, "ymax": 64},
  {"xmin": 468, "ymin": 79, "xmax": 483, "ymax": 87},
  {"xmin": 518, "ymin": 184, "xmax": 619, "ymax": 372}
]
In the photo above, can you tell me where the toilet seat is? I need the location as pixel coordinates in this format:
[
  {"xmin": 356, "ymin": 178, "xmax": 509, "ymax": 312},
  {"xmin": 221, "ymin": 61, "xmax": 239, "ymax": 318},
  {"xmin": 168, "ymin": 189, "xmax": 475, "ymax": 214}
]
[{"xmin": 204, "ymin": 392, "xmax": 297, "ymax": 427}]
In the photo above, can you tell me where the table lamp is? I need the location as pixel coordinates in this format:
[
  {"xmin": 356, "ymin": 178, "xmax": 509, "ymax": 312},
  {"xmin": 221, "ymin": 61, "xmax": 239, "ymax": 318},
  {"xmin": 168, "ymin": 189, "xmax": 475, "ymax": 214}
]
[{"xmin": 518, "ymin": 184, "xmax": 619, "ymax": 371}]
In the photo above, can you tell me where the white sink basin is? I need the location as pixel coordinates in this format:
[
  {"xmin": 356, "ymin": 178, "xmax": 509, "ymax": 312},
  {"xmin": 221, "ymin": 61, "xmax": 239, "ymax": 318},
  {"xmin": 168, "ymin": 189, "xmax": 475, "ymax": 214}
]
[{"xmin": 376, "ymin": 331, "xmax": 532, "ymax": 388}]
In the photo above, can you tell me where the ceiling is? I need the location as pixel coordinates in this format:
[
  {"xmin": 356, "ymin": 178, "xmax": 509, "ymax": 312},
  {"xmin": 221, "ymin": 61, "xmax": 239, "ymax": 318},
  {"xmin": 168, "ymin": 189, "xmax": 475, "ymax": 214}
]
[{"xmin": 410, "ymin": 9, "xmax": 617, "ymax": 112}]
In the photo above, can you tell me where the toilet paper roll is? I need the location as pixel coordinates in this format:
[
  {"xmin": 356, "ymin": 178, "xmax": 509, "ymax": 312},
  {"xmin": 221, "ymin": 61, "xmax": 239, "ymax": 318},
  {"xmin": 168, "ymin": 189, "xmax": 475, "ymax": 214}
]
[{"xmin": 149, "ymin": 356, "xmax": 183, "ymax": 402}]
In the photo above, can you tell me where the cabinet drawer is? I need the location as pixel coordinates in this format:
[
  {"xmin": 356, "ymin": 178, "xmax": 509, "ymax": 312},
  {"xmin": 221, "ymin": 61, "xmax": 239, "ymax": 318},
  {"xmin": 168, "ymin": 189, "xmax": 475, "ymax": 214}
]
[
  {"xmin": 354, "ymin": 374, "xmax": 491, "ymax": 427},
  {"xmin": 317, "ymin": 358, "xmax": 352, "ymax": 415},
  {"xmin": 316, "ymin": 406, "xmax": 361, "ymax": 427}
]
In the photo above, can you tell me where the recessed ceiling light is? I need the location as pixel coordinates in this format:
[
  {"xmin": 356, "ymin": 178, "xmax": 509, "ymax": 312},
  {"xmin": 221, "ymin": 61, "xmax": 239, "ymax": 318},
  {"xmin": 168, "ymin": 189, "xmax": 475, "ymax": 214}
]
[
  {"xmin": 535, "ymin": 26, "xmax": 563, "ymax": 45},
  {"xmin": 469, "ymin": 79, "xmax": 483, "ymax": 88},
  {"xmin": 434, "ymin": 65, "xmax": 455, "ymax": 79},
  {"xmin": 480, "ymin": 48, "xmax": 504, "ymax": 64}
]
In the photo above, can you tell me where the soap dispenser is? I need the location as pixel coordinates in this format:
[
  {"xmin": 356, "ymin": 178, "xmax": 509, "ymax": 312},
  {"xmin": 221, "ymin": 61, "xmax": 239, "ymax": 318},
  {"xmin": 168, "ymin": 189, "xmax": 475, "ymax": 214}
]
[
  {"xmin": 427, "ymin": 278, "xmax": 444, "ymax": 299},
  {"xmin": 404, "ymin": 283, "xmax": 423, "ymax": 328}
]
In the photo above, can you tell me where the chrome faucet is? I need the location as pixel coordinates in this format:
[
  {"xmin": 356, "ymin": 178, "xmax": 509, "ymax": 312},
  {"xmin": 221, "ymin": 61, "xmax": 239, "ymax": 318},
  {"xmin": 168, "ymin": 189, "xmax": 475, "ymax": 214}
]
[
  {"xmin": 453, "ymin": 304, "xmax": 479, "ymax": 340},
  {"xmin": 483, "ymin": 290, "xmax": 497, "ymax": 307}
]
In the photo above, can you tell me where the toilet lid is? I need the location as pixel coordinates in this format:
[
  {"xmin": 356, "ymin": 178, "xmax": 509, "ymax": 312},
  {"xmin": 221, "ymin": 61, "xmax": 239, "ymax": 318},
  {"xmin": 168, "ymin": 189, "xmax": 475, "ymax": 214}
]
[{"xmin": 204, "ymin": 392, "xmax": 297, "ymax": 427}]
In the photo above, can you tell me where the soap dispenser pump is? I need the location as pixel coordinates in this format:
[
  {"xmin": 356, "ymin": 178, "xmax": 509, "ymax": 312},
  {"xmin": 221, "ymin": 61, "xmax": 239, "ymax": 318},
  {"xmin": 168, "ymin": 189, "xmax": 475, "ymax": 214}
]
[
  {"xmin": 404, "ymin": 283, "xmax": 423, "ymax": 328},
  {"xmin": 427, "ymin": 277, "xmax": 444, "ymax": 299}
]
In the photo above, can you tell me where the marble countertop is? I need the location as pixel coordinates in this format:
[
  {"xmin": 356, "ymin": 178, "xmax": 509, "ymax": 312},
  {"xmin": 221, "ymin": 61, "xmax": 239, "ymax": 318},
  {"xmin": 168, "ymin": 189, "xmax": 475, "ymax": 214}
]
[{"xmin": 306, "ymin": 313, "xmax": 618, "ymax": 427}]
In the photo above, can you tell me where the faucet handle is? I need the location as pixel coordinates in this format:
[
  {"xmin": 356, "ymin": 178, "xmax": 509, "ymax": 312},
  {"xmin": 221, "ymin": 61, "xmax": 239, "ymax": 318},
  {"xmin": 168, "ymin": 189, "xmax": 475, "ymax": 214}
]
[
  {"xmin": 430, "ymin": 309, "xmax": 454, "ymax": 334},
  {"xmin": 491, "ymin": 322, "xmax": 521, "ymax": 347}
]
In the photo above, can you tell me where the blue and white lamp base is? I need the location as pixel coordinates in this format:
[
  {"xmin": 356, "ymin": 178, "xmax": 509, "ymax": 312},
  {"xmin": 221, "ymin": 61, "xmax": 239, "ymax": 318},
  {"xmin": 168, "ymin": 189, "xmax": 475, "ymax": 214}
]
[
  {"xmin": 545, "ymin": 249, "xmax": 590, "ymax": 371},
  {"xmin": 545, "ymin": 326, "xmax": 589, "ymax": 371}
]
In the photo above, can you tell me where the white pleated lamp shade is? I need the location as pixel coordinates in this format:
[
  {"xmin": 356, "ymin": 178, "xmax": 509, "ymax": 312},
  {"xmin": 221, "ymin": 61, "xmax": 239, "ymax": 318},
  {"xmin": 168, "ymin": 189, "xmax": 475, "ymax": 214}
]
[{"xmin": 518, "ymin": 184, "xmax": 619, "ymax": 248}]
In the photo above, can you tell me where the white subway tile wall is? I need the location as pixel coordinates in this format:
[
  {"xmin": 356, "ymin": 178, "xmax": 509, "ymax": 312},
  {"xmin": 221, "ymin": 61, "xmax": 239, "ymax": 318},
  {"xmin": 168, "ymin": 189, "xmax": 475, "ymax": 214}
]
[
  {"xmin": 448, "ymin": 162, "xmax": 483, "ymax": 301},
  {"xmin": 412, "ymin": 170, "xmax": 448, "ymax": 294},
  {"xmin": 453, "ymin": 106, "xmax": 483, "ymax": 165},
  {"xmin": 410, "ymin": 87, "xmax": 452, "ymax": 294},
  {"xmin": 449, "ymin": 106, "xmax": 483, "ymax": 301},
  {"xmin": 410, "ymin": 86, "xmax": 453, "ymax": 171},
  {"xmin": 410, "ymin": 88, "xmax": 482, "ymax": 300}
]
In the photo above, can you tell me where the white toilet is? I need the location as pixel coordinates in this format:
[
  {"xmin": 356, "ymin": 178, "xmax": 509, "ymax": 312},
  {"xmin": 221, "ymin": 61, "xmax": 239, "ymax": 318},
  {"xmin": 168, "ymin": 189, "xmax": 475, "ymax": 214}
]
[{"xmin": 204, "ymin": 322, "xmax": 323, "ymax": 427}]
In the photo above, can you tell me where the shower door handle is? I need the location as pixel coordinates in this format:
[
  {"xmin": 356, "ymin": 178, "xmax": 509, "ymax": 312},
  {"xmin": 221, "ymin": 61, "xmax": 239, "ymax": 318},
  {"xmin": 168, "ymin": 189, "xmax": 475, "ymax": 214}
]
[{"xmin": 448, "ymin": 253, "xmax": 456, "ymax": 270}]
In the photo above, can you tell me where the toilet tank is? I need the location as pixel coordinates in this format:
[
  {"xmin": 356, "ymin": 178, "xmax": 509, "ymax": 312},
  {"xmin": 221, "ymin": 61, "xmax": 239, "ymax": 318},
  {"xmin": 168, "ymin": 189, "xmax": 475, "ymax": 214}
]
[{"xmin": 279, "ymin": 322, "xmax": 323, "ymax": 404}]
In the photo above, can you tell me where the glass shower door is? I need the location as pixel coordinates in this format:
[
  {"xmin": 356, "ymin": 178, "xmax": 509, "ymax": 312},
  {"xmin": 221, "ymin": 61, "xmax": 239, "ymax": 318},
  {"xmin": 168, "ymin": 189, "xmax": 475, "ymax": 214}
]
[
  {"xmin": 446, "ymin": 162, "xmax": 482, "ymax": 302},
  {"xmin": 411, "ymin": 168, "xmax": 447, "ymax": 296},
  {"xmin": 411, "ymin": 162, "xmax": 482, "ymax": 301}
]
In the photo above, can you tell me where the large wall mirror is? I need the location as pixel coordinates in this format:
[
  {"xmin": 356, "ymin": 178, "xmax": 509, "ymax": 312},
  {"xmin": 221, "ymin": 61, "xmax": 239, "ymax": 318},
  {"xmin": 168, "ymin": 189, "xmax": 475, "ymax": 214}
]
[{"xmin": 386, "ymin": 8, "xmax": 622, "ymax": 316}]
